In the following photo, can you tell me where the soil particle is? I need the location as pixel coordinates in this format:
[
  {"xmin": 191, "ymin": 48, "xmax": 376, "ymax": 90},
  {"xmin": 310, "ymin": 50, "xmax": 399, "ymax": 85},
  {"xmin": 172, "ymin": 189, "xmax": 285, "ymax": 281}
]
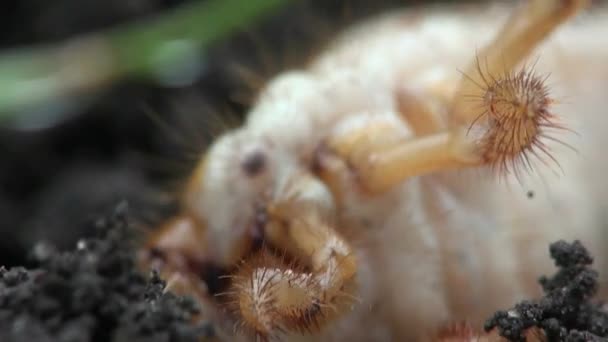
[
  {"xmin": 0, "ymin": 202, "xmax": 214, "ymax": 342},
  {"xmin": 485, "ymin": 240, "xmax": 608, "ymax": 342}
]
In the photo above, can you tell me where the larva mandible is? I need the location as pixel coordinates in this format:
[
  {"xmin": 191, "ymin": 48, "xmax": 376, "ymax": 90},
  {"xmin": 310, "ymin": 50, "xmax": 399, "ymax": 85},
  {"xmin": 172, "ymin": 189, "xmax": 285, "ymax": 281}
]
[{"xmin": 140, "ymin": 0, "xmax": 608, "ymax": 341}]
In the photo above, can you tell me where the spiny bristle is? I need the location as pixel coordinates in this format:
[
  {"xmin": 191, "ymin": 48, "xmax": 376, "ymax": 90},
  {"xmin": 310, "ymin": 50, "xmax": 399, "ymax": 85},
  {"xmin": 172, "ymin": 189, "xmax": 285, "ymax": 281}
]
[
  {"xmin": 465, "ymin": 58, "xmax": 572, "ymax": 180},
  {"xmin": 218, "ymin": 249, "xmax": 333, "ymax": 341}
]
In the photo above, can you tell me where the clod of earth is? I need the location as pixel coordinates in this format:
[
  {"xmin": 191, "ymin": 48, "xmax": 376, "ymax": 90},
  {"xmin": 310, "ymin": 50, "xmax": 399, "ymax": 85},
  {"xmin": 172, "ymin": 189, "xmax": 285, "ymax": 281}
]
[
  {"xmin": 485, "ymin": 240, "xmax": 608, "ymax": 341},
  {"xmin": 0, "ymin": 202, "xmax": 214, "ymax": 342}
]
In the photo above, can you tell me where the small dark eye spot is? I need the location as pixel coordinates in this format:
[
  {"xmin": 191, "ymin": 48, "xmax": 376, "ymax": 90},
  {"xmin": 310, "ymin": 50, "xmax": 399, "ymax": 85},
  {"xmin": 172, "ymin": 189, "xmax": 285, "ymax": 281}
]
[
  {"xmin": 527, "ymin": 190, "xmax": 534, "ymax": 199},
  {"xmin": 242, "ymin": 151, "xmax": 266, "ymax": 177}
]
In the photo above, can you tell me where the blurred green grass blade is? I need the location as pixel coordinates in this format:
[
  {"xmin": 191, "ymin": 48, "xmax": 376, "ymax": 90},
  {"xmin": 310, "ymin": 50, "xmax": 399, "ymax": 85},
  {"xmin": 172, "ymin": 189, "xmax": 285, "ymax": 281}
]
[
  {"xmin": 109, "ymin": 0, "xmax": 291, "ymax": 77},
  {"xmin": 0, "ymin": 0, "xmax": 292, "ymax": 121}
]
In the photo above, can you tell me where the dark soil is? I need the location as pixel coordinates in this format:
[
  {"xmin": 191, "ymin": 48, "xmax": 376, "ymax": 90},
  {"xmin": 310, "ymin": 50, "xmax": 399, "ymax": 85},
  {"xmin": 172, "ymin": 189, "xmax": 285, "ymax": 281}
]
[
  {"xmin": 485, "ymin": 240, "xmax": 608, "ymax": 342},
  {"xmin": 0, "ymin": 202, "xmax": 215, "ymax": 342}
]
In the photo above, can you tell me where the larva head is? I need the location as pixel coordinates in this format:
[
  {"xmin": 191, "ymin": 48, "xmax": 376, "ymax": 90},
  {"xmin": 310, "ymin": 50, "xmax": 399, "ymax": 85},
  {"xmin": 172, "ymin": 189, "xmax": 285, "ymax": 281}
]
[
  {"xmin": 181, "ymin": 71, "xmax": 336, "ymax": 268},
  {"xmin": 183, "ymin": 128, "xmax": 296, "ymax": 267}
]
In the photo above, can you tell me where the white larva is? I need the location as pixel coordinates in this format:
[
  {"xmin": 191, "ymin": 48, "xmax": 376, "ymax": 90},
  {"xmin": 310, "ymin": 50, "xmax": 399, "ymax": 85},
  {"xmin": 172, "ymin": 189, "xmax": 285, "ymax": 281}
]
[{"xmin": 176, "ymin": 1, "xmax": 608, "ymax": 340}]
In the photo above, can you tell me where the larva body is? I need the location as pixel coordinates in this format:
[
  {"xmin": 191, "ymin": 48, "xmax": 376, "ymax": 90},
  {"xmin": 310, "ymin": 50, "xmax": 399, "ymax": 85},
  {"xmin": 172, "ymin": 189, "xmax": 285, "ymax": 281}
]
[{"xmin": 157, "ymin": 1, "xmax": 608, "ymax": 341}]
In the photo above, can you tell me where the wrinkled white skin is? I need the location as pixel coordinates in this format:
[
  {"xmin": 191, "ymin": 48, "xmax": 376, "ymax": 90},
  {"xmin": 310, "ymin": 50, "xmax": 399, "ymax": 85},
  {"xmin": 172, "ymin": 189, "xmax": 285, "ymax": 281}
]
[{"xmin": 186, "ymin": 2, "xmax": 608, "ymax": 341}]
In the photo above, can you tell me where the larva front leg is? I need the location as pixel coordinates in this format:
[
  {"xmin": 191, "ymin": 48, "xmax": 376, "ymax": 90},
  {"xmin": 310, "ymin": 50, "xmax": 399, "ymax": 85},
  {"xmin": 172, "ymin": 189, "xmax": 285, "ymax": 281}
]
[
  {"xmin": 315, "ymin": 0, "xmax": 587, "ymax": 196},
  {"xmin": 143, "ymin": 169, "xmax": 359, "ymax": 342},
  {"xmin": 219, "ymin": 171, "xmax": 358, "ymax": 341},
  {"xmin": 450, "ymin": 0, "xmax": 588, "ymax": 127}
]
